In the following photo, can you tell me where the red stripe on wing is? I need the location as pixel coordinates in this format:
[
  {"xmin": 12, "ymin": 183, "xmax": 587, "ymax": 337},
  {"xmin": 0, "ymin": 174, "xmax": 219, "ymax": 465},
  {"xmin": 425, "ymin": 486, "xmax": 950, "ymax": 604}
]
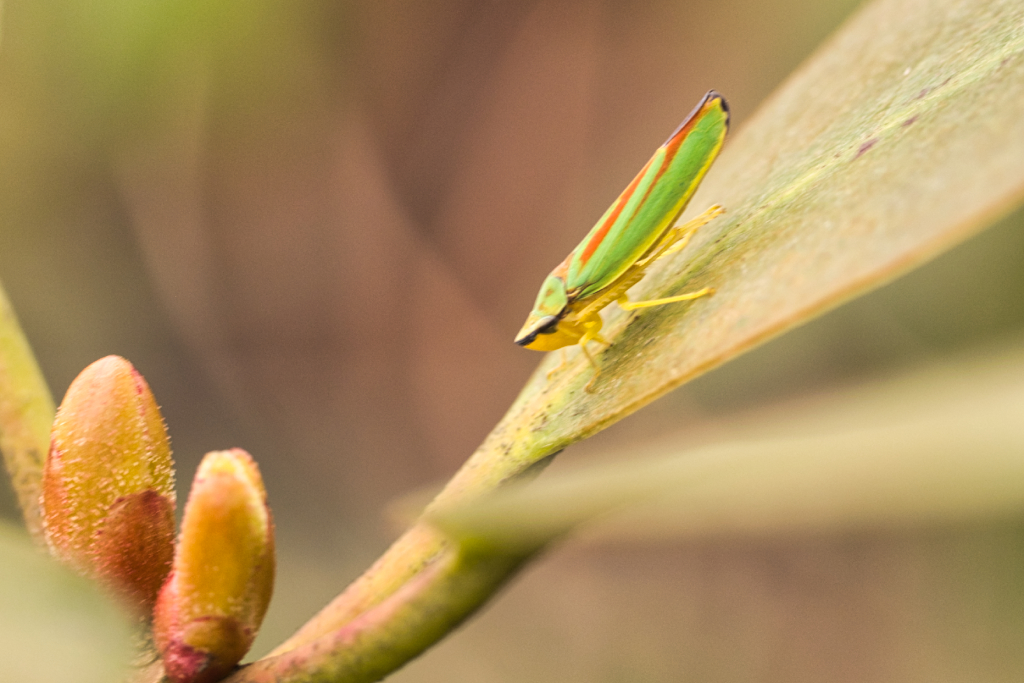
[
  {"xmin": 574, "ymin": 94, "xmax": 720, "ymax": 272},
  {"xmin": 576, "ymin": 156, "xmax": 654, "ymax": 269}
]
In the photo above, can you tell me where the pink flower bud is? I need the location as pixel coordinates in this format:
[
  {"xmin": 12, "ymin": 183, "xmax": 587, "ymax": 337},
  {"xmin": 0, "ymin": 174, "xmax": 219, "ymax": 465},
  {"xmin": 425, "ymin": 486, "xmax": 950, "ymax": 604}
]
[
  {"xmin": 42, "ymin": 355, "xmax": 175, "ymax": 614},
  {"xmin": 154, "ymin": 449, "xmax": 275, "ymax": 683},
  {"xmin": 91, "ymin": 489, "xmax": 176, "ymax": 615}
]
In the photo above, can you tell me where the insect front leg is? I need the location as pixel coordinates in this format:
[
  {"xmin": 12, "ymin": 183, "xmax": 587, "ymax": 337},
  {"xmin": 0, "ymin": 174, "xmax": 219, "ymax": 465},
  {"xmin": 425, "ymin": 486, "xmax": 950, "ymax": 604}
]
[
  {"xmin": 545, "ymin": 349, "xmax": 569, "ymax": 379},
  {"xmin": 579, "ymin": 314, "xmax": 608, "ymax": 392}
]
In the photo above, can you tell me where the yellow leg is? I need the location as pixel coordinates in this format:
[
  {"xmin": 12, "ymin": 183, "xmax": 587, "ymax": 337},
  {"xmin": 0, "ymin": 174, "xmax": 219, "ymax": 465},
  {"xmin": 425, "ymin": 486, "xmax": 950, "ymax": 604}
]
[
  {"xmin": 659, "ymin": 204, "xmax": 725, "ymax": 258},
  {"xmin": 542, "ymin": 314, "xmax": 607, "ymax": 386},
  {"xmin": 545, "ymin": 349, "xmax": 569, "ymax": 379},
  {"xmin": 618, "ymin": 286, "xmax": 714, "ymax": 311},
  {"xmin": 615, "ymin": 204, "xmax": 721, "ymax": 315},
  {"xmin": 578, "ymin": 315, "xmax": 606, "ymax": 392},
  {"xmin": 582, "ymin": 345, "xmax": 602, "ymax": 393}
]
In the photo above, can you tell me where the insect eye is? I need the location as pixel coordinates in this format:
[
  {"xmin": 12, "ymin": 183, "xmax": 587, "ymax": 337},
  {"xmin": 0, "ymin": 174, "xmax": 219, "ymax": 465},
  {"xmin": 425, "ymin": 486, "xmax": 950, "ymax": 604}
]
[
  {"xmin": 534, "ymin": 316, "xmax": 560, "ymax": 335},
  {"xmin": 515, "ymin": 315, "xmax": 562, "ymax": 347}
]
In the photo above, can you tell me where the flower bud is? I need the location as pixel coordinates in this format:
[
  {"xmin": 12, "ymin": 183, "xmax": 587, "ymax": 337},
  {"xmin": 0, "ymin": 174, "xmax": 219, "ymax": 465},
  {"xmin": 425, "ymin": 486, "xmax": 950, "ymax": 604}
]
[
  {"xmin": 91, "ymin": 489, "xmax": 176, "ymax": 615},
  {"xmin": 154, "ymin": 449, "xmax": 275, "ymax": 683},
  {"xmin": 42, "ymin": 355, "xmax": 175, "ymax": 614}
]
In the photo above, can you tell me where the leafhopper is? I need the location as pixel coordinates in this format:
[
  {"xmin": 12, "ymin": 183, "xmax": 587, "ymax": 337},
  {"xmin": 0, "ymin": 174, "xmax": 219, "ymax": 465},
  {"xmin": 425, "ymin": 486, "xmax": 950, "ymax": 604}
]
[{"xmin": 515, "ymin": 90, "xmax": 729, "ymax": 388}]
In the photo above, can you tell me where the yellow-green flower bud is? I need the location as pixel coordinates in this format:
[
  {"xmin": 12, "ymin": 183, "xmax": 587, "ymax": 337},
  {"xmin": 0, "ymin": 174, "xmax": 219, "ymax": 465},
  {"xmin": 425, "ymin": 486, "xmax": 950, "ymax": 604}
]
[
  {"xmin": 42, "ymin": 355, "xmax": 175, "ymax": 614},
  {"xmin": 154, "ymin": 449, "xmax": 275, "ymax": 683}
]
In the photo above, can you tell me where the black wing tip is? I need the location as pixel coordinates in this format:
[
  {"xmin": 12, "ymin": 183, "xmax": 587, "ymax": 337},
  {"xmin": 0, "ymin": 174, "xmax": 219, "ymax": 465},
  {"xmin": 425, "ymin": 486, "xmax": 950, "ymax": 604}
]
[
  {"xmin": 704, "ymin": 90, "xmax": 730, "ymax": 127},
  {"xmin": 666, "ymin": 90, "xmax": 730, "ymax": 144}
]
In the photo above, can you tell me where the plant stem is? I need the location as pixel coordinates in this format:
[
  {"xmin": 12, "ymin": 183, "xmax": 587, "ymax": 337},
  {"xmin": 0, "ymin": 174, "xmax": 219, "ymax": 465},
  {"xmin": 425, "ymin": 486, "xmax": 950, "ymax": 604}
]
[
  {"xmin": 232, "ymin": 370, "xmax": 574, "ymax": 682},
  {"xmin": 231, "ymin": 546, "xmax": 534, "ymax": 683},
  {"xmin": 0, "ymin": 281, "xmax": 55, "ymax": 543}
]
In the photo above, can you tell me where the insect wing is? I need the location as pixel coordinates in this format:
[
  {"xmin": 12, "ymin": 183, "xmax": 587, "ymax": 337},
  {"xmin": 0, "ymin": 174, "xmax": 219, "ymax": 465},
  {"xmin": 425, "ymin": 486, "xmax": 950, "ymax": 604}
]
[{"xmin": 565, "ymin": 91, "xmax": 729, "ymax": 300}]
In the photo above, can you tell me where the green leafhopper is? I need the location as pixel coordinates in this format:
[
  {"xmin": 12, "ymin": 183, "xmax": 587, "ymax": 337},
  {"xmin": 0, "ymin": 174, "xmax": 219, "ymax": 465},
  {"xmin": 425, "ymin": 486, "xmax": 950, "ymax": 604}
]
[{"xmin": 515, "ymin": 90, "xmax": 729, "ymax": 387}]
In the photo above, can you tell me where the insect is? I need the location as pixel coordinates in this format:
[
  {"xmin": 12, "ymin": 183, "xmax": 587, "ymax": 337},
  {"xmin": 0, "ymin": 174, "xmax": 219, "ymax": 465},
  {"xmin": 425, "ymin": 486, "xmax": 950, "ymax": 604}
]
[{"xmin": 514, "ymin": 90, "xmax": 729, "ymax": 390}]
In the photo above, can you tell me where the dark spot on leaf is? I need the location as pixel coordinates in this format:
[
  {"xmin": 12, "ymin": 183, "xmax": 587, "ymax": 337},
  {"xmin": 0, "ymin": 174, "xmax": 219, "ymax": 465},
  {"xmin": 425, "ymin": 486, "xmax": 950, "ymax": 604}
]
[
  {"xmin": 902, "ymin": 115, "xmax": 919, "ymax": 127},
  {"xmin": 856, "ymin": 138, "xmax": 879, "ymax": 158}
]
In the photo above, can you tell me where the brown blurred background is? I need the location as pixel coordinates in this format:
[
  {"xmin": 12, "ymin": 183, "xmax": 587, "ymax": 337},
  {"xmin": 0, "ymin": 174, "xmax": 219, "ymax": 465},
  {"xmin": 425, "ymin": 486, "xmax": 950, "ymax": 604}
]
[{"xmin": 3, "ymin": 1, "xmax": 1024, "ymax": 681}]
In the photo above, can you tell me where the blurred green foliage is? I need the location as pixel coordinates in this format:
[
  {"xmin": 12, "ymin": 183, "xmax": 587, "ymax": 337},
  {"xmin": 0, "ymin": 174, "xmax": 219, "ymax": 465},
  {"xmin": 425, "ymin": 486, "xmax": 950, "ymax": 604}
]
[{"xmin": 0, "ymin": 522, "xmax": 131, "ymax": 683}]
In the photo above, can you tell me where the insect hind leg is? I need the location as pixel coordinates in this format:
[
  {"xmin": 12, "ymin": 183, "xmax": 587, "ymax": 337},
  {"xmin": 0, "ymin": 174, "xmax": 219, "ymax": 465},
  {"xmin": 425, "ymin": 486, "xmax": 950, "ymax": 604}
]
[
  {"xmin": 660, "ymin": 204, "xmax": 725, "ymax": 259},
  {"xmin": 618, "ymin": 287, "xmax": 714, "ymax": 311},
  {"xmin": 619, "ymin": 204, "xmax": 722, "ymax": 312}
]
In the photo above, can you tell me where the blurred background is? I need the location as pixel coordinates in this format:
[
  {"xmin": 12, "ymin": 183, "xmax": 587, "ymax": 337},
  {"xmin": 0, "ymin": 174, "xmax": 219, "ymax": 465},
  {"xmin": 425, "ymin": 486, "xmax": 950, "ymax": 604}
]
[{"xmin": 2, "ymin": 0, "xmax": 1024, "ymax": 681}]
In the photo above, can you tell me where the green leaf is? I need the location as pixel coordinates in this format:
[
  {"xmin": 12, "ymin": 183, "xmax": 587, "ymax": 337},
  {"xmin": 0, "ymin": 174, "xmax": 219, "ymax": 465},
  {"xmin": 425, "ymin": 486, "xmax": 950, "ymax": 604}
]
[
  {"xmin": 431, "ymin": 348, "xmax": 1024, "ymax": 550},
  {"xmin": 241, "ymin": 0, "xmax": 1024, "ymax": 679},
  {"xmin": 399, "ymin": 0, "xmax": 1024, "ymax": 524},
  {"xmin": 510, "ymin": 0, "xmax": 1024, "ymax": 448},
  {"xmin": 0, "ymin": 522, "xmax": 132, "ymax": 683}
]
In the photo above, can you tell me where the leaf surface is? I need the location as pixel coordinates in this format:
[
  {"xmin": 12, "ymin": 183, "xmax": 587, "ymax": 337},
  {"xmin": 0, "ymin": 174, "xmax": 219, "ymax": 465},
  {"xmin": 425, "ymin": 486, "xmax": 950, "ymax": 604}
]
[{"xmin": 434, "ymin": 348, "xmax": 1024, "ymax": 549}]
